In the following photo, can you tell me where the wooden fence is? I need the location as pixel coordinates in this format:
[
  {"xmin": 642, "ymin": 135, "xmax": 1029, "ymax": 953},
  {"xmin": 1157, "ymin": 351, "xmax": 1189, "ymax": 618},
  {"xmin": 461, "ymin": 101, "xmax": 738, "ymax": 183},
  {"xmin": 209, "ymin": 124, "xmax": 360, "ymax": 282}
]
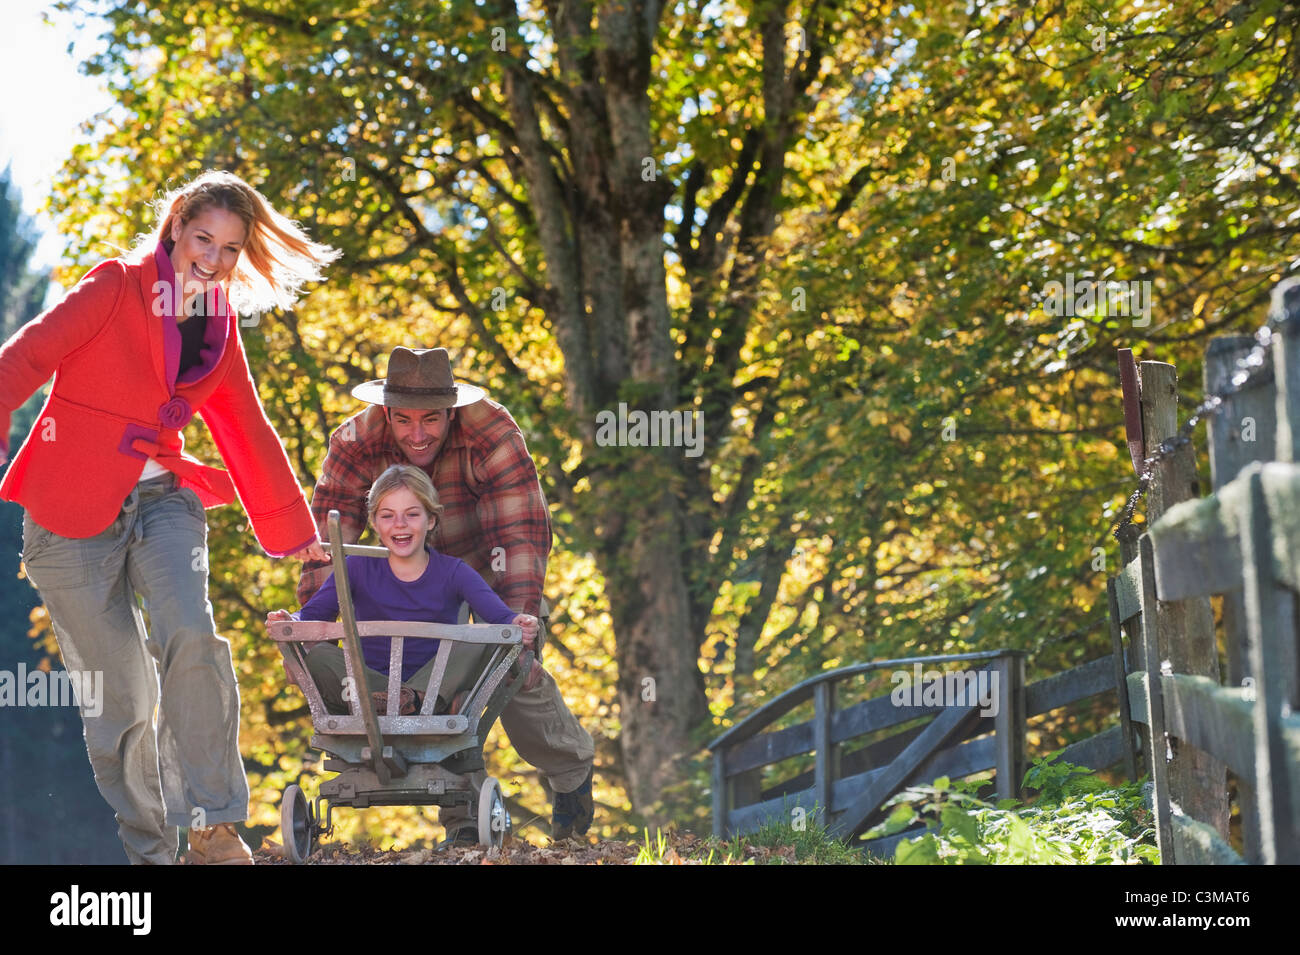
[
  {"xmin": 710, "ymin": 282, "xmax": 1300, "ymax": 864},
  {"xmin": 1108, "ymin": 280, "xmax": 1300, "ymax": 864}
]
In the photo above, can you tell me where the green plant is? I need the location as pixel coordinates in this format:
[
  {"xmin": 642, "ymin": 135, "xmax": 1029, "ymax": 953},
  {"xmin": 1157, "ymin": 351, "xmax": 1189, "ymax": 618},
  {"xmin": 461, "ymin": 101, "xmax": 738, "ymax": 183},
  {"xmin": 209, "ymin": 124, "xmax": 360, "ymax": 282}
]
[{"xmin": 864, "ymin": 764, "xmax": 1158, "ymax": 865}]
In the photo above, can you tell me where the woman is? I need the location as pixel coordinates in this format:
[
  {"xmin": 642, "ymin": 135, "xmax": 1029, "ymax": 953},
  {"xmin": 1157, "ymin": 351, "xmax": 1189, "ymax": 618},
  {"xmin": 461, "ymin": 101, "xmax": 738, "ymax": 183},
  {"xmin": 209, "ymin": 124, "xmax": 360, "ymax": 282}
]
[
  {"xmin": 0, "ymin": 170, "xmax": 337, "ymax": 865},
  {"xmin": 267, "ymin": 464, "xmax": 538, "ymax": 716}
]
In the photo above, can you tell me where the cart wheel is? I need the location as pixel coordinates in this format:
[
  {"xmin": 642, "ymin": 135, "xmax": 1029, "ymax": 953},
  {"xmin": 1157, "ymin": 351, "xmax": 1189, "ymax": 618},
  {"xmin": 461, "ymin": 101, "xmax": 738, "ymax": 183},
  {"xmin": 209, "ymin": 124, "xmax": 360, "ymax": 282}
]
[
  {"xmin": 478, "ymin": 777, "xmax": 511, "ymax": 848},
  {"xmin": 281, "ymin": 784, "xmax": 314, "ymax": 864}
]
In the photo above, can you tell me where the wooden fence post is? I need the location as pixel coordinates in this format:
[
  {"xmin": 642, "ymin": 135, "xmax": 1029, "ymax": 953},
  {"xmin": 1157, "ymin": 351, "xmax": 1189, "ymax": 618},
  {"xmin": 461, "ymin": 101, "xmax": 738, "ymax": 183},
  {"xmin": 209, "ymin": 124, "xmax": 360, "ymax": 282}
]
[
  {"xmin": 1139, "ymin": 360, "xmax": 1230, "ymax": 838},
  {"xmin": 993, "ymin": 653, "xmax": 1026, "ymax": 801},
  {"xmin": 1204, "ymin": 335, "xmax": 1274, "ymax": 859},
  {"xmin": 1138, "ymin": 535, "xmax": 1176, "ymax": 863},
  {"xmin": 813, "ymin": 680, "xmax": 838, "ymax": 827}
]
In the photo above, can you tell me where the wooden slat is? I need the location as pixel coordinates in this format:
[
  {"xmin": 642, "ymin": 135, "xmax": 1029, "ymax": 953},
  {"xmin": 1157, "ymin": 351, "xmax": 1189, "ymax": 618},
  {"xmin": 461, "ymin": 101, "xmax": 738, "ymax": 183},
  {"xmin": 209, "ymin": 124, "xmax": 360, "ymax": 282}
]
[
  {"xmin": 1170, "ymin": 803, "xmax": 1246, "ymax": 865},
  {"xmin": 730, "ymin": 734, "xmax": 999, "ymax": 838},
  {"xmin": 1159, "ymin": 674, "xmax": 1256, "ymax": 779},
  {"xmin": 1272, "ymin": 277, "xmax": 1300, "ymax": 463},
  {"xmin": 827, "ymin": 703, "xmax": 980, "ymax": 840},
  {"xmin": 1109, "ymin": 578, "xmax": 1139, "ymax": 779},
  {"xmin": 1241, "ymin": 466, "xmax": 1300, "ymax": 862},
  {"xmin": 709, "ymin": 650, "xmax": 1009, "ymax": 751},
  {"xmin": 1148, "ymin": 495, "xmax": 1240, "ymax": 600},
  {"xmin": 1206, "ymin": 334, "xmax": 1277, "ymax": 490},
  {"xmin": 1056, "ymin": 725, "xmax": 1124, "ymax": 771},
  {"xmin": 269, "ymin": 620, "xmax": 522, "ymax": 644},
  {"xmin": 725, "ymin": 721, "xmax": 814, "ymax": 776},
  {"xmin": 1115, "ymin": 555, "xmax": 1144, "ymax": 623},
  {"xmin": 762, "ymin": 726, "xmax": 995, "ymax": 803},
  {"xmin": 1025, "ymin": 656, "xmax": 1117, "ymax": 716}
]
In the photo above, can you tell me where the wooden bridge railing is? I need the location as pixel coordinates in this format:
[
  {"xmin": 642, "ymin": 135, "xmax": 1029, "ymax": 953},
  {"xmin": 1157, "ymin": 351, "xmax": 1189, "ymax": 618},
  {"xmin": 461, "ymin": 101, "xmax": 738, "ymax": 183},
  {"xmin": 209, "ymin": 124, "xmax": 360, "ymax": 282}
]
[{"xmin": 708, "ymin": 647, "xmax": 1134, "ymax": 855}]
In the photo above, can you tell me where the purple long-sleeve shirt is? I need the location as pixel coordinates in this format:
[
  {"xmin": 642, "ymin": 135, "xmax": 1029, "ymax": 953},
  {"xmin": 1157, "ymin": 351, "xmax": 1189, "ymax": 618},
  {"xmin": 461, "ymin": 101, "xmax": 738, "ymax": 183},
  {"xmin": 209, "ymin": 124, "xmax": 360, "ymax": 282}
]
[{"xmin": 295, "ymin": 549, "xmax": 516, "ymax": 680}]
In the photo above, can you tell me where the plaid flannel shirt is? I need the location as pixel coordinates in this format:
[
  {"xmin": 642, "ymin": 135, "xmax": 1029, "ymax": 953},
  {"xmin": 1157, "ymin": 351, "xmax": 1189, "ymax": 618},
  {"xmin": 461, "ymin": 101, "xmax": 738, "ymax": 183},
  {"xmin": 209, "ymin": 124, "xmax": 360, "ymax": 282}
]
[{"xmin": 297, "ymin": 398, "xmax": 552, "ymax": 616}]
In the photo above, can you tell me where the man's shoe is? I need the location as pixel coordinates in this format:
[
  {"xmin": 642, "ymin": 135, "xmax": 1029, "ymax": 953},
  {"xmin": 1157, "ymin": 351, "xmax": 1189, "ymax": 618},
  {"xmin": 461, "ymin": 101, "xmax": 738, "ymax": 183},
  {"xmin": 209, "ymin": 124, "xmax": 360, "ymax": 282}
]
[
  {"xmin": 186, "ymin": 823, "xmax": 254, "ymax": 865},
  {"xmin": 551, "ymin": 767, "xmax": 594, "ymax": 841},
  {"xmin": 435, "ymin": 826, "xmax": 480, "ymax": 850}
]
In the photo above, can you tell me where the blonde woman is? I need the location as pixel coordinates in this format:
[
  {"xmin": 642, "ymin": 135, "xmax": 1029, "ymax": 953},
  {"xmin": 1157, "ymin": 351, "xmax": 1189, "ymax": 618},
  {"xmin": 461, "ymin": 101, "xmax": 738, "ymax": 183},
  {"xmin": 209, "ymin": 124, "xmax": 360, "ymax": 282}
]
[{"xmin": 0, "ymin": 170, "xmax": 337, "ymax": 864}]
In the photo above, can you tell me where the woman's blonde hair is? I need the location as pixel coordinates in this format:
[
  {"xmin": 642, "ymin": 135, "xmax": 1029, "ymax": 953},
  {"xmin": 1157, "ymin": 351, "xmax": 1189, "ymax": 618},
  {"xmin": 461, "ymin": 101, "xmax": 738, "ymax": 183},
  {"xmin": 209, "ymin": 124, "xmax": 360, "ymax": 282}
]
[
  {"xmin": 368, "ymin": 465, "xmax": 445, "ymax": 544},
  {"xmin": 133, "ymin": 169, "xmax": 340, "ymax": 313}
]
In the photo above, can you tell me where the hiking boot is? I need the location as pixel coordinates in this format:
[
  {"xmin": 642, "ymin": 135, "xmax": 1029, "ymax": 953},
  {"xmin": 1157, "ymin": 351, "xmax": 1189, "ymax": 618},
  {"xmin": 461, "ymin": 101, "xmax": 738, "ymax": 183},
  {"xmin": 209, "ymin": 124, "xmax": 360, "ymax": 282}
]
[
  {"xmin": 372, "ymin": 687, "xmax": 422, "ymax": 716},
  {"xmin": 186, "ymin": 823, "xmax": 254, "ymax": 865},
  {"xmin": 435, "ymin": 826, "xmax": 480, "ymax": 850},
  {"xmin": 551, "ymin": 767, "xmax": 594, "ymax": 841}
]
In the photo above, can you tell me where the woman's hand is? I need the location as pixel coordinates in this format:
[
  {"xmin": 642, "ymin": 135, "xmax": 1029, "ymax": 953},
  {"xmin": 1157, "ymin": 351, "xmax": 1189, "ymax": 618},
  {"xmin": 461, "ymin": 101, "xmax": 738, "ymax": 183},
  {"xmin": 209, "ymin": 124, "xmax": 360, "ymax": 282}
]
[
  {"xmin": 511, "ymin": 613, "xmax": 539, "ymax": 650},
  {"xmin": 266, "ymin": 609, "xmax": 294, "ymax": 623},
  {"xmin": 287, "ymin": 535, "xmax": 328, "ymax": 563}
]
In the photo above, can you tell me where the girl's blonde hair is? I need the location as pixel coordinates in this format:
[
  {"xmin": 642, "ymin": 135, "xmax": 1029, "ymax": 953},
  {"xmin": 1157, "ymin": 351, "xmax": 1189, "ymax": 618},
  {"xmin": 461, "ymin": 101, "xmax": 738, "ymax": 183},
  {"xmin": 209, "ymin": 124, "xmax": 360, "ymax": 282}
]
[
  {"xmin": 368, "ymin": 465, "xmax": 445, "ymax": 543},
  {"xmin": 132, "ymin": 169, "xmax": 340, "ymax": 313}
]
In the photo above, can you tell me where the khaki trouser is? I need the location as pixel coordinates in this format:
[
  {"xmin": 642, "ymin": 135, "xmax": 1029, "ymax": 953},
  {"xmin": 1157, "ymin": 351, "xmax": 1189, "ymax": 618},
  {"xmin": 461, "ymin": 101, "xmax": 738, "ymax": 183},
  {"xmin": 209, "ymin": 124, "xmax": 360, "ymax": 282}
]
[
  {"xmin": 21, "ymin": 473, "xmax": 247, "ymax": 865},
  {"xmin": 304, "ymin": 626, "xmax": 594, "ymax": 837}
]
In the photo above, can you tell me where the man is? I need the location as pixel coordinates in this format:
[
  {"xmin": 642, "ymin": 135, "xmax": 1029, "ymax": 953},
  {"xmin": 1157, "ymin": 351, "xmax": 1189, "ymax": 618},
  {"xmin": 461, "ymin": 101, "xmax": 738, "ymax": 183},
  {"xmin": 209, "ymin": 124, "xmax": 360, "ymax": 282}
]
[{"xmin": 298, "ymin": 346, "xmax": 595, "ymax": 841}]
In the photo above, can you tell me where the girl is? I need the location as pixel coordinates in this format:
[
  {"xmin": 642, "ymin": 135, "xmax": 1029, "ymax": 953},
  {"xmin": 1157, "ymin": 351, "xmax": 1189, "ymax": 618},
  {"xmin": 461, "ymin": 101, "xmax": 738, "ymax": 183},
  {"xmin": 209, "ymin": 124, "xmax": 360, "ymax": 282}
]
[
  {"xmin": 268, "ymin": 464, "xmax": 538, "ymax": 717},
  {"xmin": 0, "ymin": 170, "xmax": 336, "ymax": 865}
]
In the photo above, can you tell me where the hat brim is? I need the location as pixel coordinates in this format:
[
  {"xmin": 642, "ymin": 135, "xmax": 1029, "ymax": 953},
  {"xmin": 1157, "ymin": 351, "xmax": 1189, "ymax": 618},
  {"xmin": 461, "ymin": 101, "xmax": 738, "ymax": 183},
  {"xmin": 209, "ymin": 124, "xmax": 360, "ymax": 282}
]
[{"xmin": 351, "ymin": 379, "xmax": 486, "ymax": 409}]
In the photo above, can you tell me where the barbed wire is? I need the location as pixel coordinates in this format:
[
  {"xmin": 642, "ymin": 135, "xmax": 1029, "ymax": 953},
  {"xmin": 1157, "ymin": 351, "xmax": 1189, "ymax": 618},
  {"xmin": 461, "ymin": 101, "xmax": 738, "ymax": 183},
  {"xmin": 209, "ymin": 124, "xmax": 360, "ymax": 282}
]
[{"xmin": 1108, "ymin": 310, "xmax": 1284, "ymax": 541}]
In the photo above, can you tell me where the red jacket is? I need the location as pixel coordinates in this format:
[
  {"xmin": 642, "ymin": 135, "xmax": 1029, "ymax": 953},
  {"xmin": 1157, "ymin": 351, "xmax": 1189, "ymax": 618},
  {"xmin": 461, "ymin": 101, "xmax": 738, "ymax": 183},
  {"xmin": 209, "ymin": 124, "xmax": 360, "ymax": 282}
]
[{"xmin": 0, "ymin": 251, "xmax": 316, "ymax": 556}]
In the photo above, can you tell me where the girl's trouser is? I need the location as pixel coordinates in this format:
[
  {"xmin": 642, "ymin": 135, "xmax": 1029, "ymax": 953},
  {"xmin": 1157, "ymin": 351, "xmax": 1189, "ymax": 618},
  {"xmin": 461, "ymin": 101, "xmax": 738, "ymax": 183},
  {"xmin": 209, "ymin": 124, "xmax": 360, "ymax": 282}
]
[{"xmin": 21, "ymin": 473, "xmax": 247, "ymax": 865}]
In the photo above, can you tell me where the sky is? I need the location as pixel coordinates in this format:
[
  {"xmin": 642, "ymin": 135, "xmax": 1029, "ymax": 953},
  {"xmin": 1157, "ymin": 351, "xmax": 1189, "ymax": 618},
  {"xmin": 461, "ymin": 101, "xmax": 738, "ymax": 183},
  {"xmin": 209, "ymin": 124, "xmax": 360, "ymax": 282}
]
[{"xmin": 0, "ymin": 1, "xmax": 112, "ymax": 273}]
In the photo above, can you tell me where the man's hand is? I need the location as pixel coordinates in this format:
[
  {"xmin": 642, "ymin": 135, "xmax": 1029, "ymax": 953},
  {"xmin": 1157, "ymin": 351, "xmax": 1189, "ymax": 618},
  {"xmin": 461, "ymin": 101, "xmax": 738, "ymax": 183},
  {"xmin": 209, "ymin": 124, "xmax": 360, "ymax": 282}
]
[
  {"xmin": 267, "ymin": 609, "xmax": 295, "ymax": 623},
  {"xmin": 287, "ymin": 535, "xmax": 328, "ymax": 563},
  {"xmin": 510, "ymin": 614, "xmax": 544, "ymax": 690}
]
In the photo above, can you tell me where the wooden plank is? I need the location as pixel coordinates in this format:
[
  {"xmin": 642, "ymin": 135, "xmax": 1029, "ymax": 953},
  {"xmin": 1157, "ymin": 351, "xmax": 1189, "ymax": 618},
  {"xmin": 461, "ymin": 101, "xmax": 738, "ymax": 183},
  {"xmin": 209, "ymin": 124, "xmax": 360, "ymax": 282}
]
[
  {"xmin": 827, "ymin": 702, "xmax": 980, "ymax": 840},
  {"xmin": 708, "ymin": 650, "xmax": 1009, "ymax": 750},
  {"xmin": 1206, "ymin": 334, "xmax": 1277, "ymax": 489},
  {"xmin": 1057, "ymin": 725, "xmax": 1124, "ymax": 771},
  {"xmin": 1115, "ymin": 555, "xmax": 1144, "ymax": 623},
  {"xmin": 830, "ymin": 666, "xmax": 1000, "ymax": 743},
  {"xmin": 1159, "ymin": 673, "xmax": 1256, "ymax": 779},
  {"xmin": 1138, "ymin": 535, "xmax": 1175, "ymax": 864},
  {"xmin": 725, "ymin": 720, "xmax": 814, "ymax": 776},
  {"xmin": 1272, "ymin": 277, "xmax": 1300, "ymax": 463},
  {"xmin": 726, "ymin": 786, "xmax": 818, "ymax": 835},
  {"xmin": 1025, "ymin": 655, "xmax": 1117, "ymax": 716},
  {"xmin": 1148, "ymin": 495, "xmax": 1239, "ymax": 600},
  {"xmin": 270, "ymin": 620, "xmax": 522, "ymax": 645},
  {"xmin": 763, "ymin": 727, "xmax": 995, "ymax": 803},
  {"xmin": 1240, "ymin": 466, "xmax": 1300, "ymax": 862},
  {"xmin": 1170, "ymin": 803, "xmax": 1246, "ymax": 865},
  {"xmin": 1262, "ymin": 462, "xmax": 1300, "ymax": 600},
  {"xmin": 1109, "ymin": 578, "xmax": 1139, "ymax": 779}
]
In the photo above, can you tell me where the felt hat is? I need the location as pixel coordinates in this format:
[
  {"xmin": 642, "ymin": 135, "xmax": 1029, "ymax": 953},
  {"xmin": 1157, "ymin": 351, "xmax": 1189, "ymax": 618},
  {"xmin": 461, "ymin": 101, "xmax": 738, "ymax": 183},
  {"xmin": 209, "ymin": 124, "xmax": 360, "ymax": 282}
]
[{"xmin": 351, "ymin": 347, "xmax": 485, "ymax": 409}]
